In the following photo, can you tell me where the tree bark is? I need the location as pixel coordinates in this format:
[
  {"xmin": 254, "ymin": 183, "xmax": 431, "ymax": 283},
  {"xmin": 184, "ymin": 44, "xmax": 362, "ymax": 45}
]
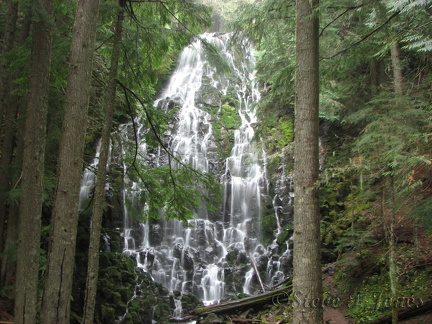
[
  {"xmin": 390, "ymin": 42, "xmax": 403, "ymax": 95},
  {"xmin": 82, "ymin": 3, "xmax": 124, "ymax": 323},
  {"xmin": 0, "ymin": 11, "xmax": 32, "ymax": 289},
  {"xmin": 39, "ymin": 0, "xmax": 100, "ymax": 322},
  {"xmin": 292, "ymin": 0, "xmax": 322, "ymax": 323},
  {"xmin": 13, "ymin": 0, "xmax": 54, "ymax": 322},
  {"xmin": 388, "ymin": 39, "xmax": 403, "ymax": 324},
  {"xmin": 0, "ymin": 0, "xmax": 19, "ymax": 258},
  {"xmin": 0, "ymin": 0, "xmax": 18, "ymax": 128}
]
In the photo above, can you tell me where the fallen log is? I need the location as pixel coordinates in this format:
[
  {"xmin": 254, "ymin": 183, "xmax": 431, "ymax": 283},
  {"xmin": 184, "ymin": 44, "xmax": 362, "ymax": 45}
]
[
  {"xmin": 191, "ymin": 285, "xmax": 292, "ymax": 316},
  {"xmin": 371, "ymin": 299, "xmax": 432, "ymax": 324}
]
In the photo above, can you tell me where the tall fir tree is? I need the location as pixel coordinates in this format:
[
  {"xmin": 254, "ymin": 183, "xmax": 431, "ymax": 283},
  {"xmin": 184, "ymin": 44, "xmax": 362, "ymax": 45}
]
[
  {"xmin": 40, "ymin": 0, "xmax": 100, "ymax": 322},
  {"xmin": 14, "ymin": 0, "xmax": 54, "ymax": 322},
  {"xmin": 292, "ymin": 0, "xmax": 322, "ymax": 323}
]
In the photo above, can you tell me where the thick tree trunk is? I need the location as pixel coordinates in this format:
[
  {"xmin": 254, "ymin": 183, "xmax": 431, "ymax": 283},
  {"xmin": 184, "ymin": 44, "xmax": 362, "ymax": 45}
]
[
  {"xmin": 13, "ymin": 0, "xmax": 54, "ymax": 322},
  {"xmin": 39, "ymin": 0, "xmax": 100, "ymax": 322},
  {"xmin": 292, "ymin": 0, "xmax": 322, "ymax": 323},
  {"xmin": 0, "ymin": 0, "xmax": 19, "ymax": 258},
  {"xmin": 0, "ymin": 12, "xmax": 32, "ymax": 289},
  {"xmin": 0, "ymin": 0, "xmax": 18, "ymax": 128},
  {"xmin": 82, "ymin": 4, "xmax": 124, "ymax": 323}
]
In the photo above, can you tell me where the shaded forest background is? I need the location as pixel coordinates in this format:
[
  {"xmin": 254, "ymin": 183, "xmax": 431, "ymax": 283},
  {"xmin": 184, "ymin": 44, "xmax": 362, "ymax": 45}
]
[{"xmin": 0, "ymin": 0, "xmax": 431, "ymax": 323}]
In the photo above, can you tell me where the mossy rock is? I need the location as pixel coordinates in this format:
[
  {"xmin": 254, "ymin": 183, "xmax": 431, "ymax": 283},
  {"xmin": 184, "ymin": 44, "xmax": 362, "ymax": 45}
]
[
  {"xmin": 181, "ymin": 293, "xmax": 203, "ymax": 314},
  {"xmin": 220, "ymin": 103, "xmax": 241, "ymax": 129},
  {"xmin": 261, "ymin": 213, "xmax": 277, "ymax": 246},
  {"xmin": 200, "ymin": 312, "xmax": 226, "ymax": 323}
]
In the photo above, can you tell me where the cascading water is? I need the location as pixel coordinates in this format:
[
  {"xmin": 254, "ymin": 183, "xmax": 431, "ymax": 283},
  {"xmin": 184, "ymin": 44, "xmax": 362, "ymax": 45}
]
[{"xmin": 115, "ymin": 32, "xmax": 292, "ymax": 310}]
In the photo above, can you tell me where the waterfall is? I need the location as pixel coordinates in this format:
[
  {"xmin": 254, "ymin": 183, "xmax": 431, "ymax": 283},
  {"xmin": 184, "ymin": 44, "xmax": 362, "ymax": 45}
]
[{"xmin": 115, "ymin": 32, "xmax": 291, "ymax": 305}]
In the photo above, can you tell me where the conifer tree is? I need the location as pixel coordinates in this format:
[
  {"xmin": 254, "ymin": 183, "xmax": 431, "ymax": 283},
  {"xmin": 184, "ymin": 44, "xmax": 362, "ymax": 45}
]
[
  {"xmin": 14, "ymin": 0, "xmax": 54, "ymax": 322},
  {"xmin": 292, "ymin": 0, "xmax": 322, "ymax": 323},
  {"xmin": 82, "ymin": 2, "xmax": 124, "ymax": 322},
  {"xmin": 40, "ymin": 0, "xmax": 100, "ymax": 322}
]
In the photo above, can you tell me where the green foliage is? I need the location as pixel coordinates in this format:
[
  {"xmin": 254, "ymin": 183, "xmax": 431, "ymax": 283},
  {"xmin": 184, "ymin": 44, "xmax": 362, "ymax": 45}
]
[
  {"xmin": 230, "ymin": 0, "xmax": 296, "ymax": 115},
  {"xmin": 261, "ymin": 213, "xmax": 277, "ymax": 246},
  {"xmin": 276, "ymin": 223, "xmax": 293, "ymax": 246},
  {"xmin": 334, "ymin": 261, "xmax": 432, "ymax": 324},
  {"xmin": 201, "ymin": 37, "xmax": 232, "ymax": 75},
  {"xmin": 256, "ymin": 113, "xmax": 294, "ymax": 155},
  {"xmin": 220, "ymin": 102, "xmax": 241, "ymax": 129},
  {"xmin": 347, "ymin": 94, "xmax": 431, "ymax": 182},
  {"xmin": 117, "ymin": 126, "xmax": 222, "ymax": 223}
]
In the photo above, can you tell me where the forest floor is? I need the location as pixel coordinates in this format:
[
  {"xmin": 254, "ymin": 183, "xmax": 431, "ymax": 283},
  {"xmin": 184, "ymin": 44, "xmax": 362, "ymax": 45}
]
[{"xmin": 321, "ymin": 233, "xmax": 432, "ymax": 324}]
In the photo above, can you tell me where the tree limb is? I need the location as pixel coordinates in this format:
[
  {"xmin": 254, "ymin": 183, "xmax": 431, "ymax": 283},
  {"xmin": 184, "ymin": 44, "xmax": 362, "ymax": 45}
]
[
  {"xmin": 321, "ymin": 11, "xmax": 400, "ymax": 60},
  {"xmin": 319, "ymin": 5, "xmax": 363, "ymax": 37}
]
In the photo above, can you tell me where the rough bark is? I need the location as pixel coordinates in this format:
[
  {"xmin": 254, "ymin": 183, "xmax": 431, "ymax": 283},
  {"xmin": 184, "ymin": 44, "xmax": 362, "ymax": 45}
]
[
  {"xmin": 82, "ymin": 3, "xmax": 124, "ymax": 323},
  {"xmin": 0, "ymin": 0, "xmax": 18, "ymax": 128},
  {"xmin": 39, "ymin": 0, "xmax": 100, "ymax": 322},
  {"xmin": 0, "ymin": 0, "xmax": 19, "ymax": 258},
  {"xmin": 0, "ymin": 12, "xmax": 32, "ymax": 289},
  {"xmin": 292, "ymin": 0, "xmax": 322, "ymax": 323},
  {"xmin": 13, "ymin": 0, "xmax": 54, "ymax": 322}
]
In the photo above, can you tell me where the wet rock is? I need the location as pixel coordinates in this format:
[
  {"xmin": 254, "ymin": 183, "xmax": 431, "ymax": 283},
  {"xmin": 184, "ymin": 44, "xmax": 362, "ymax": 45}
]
[{"xmin": 199, "ymin": 313, "xmax": 225, "ymax": 324}]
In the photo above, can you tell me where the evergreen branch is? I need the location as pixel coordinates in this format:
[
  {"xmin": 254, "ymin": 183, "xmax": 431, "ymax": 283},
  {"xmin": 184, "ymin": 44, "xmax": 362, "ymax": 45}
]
[
  {"xmin": 319, "ymin": 5, "xmax": 363, "ymax": 37},
  {"xmin": 321, "ymin": 11, "xmax": 400, "ymax": 60},
  {"xmin": 118, "ymin": 80, "xmax": 139, "ymax": 173},
  {"xmin": 158, "ymin": 2, "xmax": 191, "ymax": 33},
  {"xmin": 115, "ymin": 79, "xmax": 180, "ymax": 187}
]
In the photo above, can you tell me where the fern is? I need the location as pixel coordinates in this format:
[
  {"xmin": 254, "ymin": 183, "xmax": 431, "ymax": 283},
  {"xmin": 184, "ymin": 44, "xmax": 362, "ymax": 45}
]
[
  {"xmin": 386, "ymin": 0, "xmax": 432, "ymax": 13},
  {"xmin": 403, "ymin": 35, "xmax": 432, "ymax": 52}
]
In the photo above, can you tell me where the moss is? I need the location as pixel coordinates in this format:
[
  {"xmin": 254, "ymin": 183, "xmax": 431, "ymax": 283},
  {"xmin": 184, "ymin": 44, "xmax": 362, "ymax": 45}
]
[
  {"xmin": 276, "ymin": 224, "xmax": 293, "ymax": 245},
  {"xmin": 261, "ymin": 213, "xmax": 277, "ymax": 246},
  {"xmin": 254, "ymin": 114, "xmax": 294, "ymax": 163},
  {"xmin": 181, "ymin": 293, "xmax": 203, "ymax": 314},
  {"xmin": 220, "ymin": 102, "xmax": 241, "ymax": 129}
]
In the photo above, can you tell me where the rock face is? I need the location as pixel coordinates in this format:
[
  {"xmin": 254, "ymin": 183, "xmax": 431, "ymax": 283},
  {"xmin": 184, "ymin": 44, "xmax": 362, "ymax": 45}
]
[{"xmin": 86, "ymin": 32, "xmax": 294, "ymax": 320}]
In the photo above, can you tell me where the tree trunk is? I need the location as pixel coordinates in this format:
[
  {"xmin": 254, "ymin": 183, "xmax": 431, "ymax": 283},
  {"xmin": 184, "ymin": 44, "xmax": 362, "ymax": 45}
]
[
  {"xmin": 390, "ymin": 42, "xmax": 403, "ymax": 95},
  {"xmin": 82, "ymin": 3, "xmax": 124, "ymax": 323},
  {"xmin": 0, "ymin": 0, "xmax": 18, "ymax": 128},
  {"xmin": 39, "ymin": 0, "xmax": 100, "ymax": 322},
  {"xmin": 0, "ymin": 11, "xmax": 32, "ymax": 289},
  {"xmin": 389, "ymin": 39, "xmax": 403, "ymax": 324},
  {"xmin": 0, "ymin": 0, "xmax": 19, "ymax": 258},
  {"xmin": 13, "ymin": 0, "xmax": 54, "ymax": 322},
  {"xmin": 389, "ymin": 176, "xmax": 398, "ymax": 324},
  {"xmin": 292, "ymin": 0, "xmax": 322, "ymax": 323}
]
